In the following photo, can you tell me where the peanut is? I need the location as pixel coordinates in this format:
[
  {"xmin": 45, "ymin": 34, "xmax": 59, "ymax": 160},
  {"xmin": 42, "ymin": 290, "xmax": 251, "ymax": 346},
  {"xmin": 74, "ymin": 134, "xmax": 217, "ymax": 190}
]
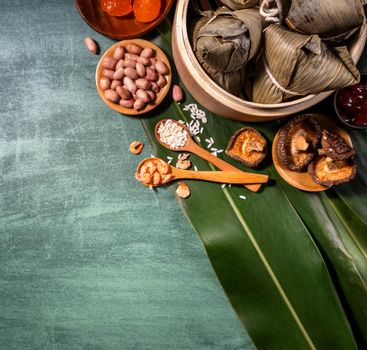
[
  {"xmin": 146, "ymin": 90, "xmax": 156, "ymax": 102},
  {"xmin": 140, "ymin": 47, "xmax": 154, "ymax": 58},
  {"xmin": 113, "ymin": 46, "xmax": 125, "ymax": 60},
  {"xmin": 116, "ymin": 85, "xmax": 131, "ymax": 99},
  {"xmin": 102, "ymin": 56, "xmax": 117, "ymax": 70},
  {"xmin": 155, "ymin": 60, "xmax": 169, "ymax": 75},
  {"xmin": 112, "ymin": 68, "xmax": 124, "ymax": 80},
  {"xmin": 123, "ymin": 77, "xmax": 137, "ymax": 94},
  {"xmin": 145, "ymin": 67, "xmax": 158, "ymax": 82},
  {"xmin": 137, "ymin": 56, "xmax": 150, "ymax": 66},
  {"xmin": 111, "ymin": 80, "xmax": 122, "ymax": 89},
  {"xmin": 172, "ymin": 84, "xmax": 184, "ymax": 102},
  {"xmin": 102, "ymin": 68, "xmax": 115, "ymax": 80},
  {"xmin": 136, "ymin": 62, "xmax": 146, "ymax": 77},
  {"xmin": 119, "ymin": 98, "xmax": 135, "ymax": 108},
  {"xmin": 104, "ymin": 89, "xmax": 120, "ymax": 103},
  {"xmin": 135, "ymin": 78, "xmax": 151, "ymax": 90},
  {"xmin": 123, "ymin": 59, "xmax": 137, "ymax": 68},
  {"xmin": 136, "ymin": 89, "xmax": 150, "ymax": 103},
  {"xmin": 100, "ymin": 77, "xmax": 111, "ymax": 91},
  {"xmin": 134, "ymin": 99, "xmax": 146, "ymax": 111},
  {"xmin": 156, "ymin": 74, "xmax": 167, "ymax": 88},
  {"xmin": 124, "ymin": 53, "xmax": 139, "ymax": 61},
  {"xmin": 151, "ymin": 82, "xmax": 160, "ymax": 93},
  {"xmin": 116, "ymin": 59, "xmax": 124, "ymax": 70},
  {"xmin": 126, "ymin": 44, "xmax": 143, "ymax": 55},
  {"xmin": 124, "ymin": 67, "xmax": 138, "ymax": 80},
  {"xmin": 84, "ymin": 37, "xmax": 99, "ymax": 54}
]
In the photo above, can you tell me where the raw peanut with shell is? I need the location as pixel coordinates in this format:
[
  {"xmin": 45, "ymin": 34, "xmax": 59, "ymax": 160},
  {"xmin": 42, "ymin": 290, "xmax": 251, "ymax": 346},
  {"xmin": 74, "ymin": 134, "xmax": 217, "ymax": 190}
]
[
  {"xmin": 136, "ymin": 89, "xmax": 150, "ymax": 103},
  {"xmin": 172, "ymin": 84, "xmax": 184, "ymax": 102},
  {"xmin": 146, "ymin": 67, "xmax": 158, "ymax": 82},
  {"xmin": 134, "ymin": 99, "xmax": 146, "ymax": 111},
  {"xmin": 156, "ymin": 75, "xmax": 167, "ymax": 88},
  {"xmin": 84, "ymin": 37, "xmax": 99, "ymax": 54},
  {"xmin": 104, "ymin": 89, "xmax": 120, "ymax": 103},
  {"xmin": 116, "ymin": 86, "xmax": 131, "ymax": 99},
  {"xmin": 136, "ymin": 62, "xmax": 146, "ymax": 77},
  {"xmin": 116, "ymin": 59, "xmax": 124, "ymax": 70},
  {"xmin": 100, "ymin": 77, "xmax": 111, "ymax": 91},
  {"xmin": 126, "ymin": 44, "xmax": 143, "ymax": 55},
  {"xmin": 119, "ymin": 98, "xmax": 135, "ymax": 108},
  {"xmin": 102, "ymin": 56, "xmax": 117, "ymax": 70},
  {"xmin": 141, "ymin": 47, "xmax": 154, "ymax": 58},
  {"xmin": 123, "ymin": 77, "xmax": 137, "ymax": 94},
  {"xmin": 137, "ymin": 56, "xmax": 150, "ymax": 66},
  {"xmin": 102, "ymin": 69, "xmax": 115, "ymax": 80},
  {"xmin": 113, "ymin": 68, "xmax": 124, "ymax": 80},
  {"xmin": 111, "ymin": 80, "xmax": 122, "ymax": 89},
  {"xmin": 125, "ymin": 53, "xmax": 139, "ymax": 61},
  {"xmin": 124, "ymin": 67, "xmax": 139, "ymax": 80},
  {"xmin": 135, "ymin": 78, "xmax": 151, "ymax": 90},
  {"xmin": 113, "ymin": 46, "xmax": 125, "ymax": 60},
  {"xmin": 123, "ymin": 59, "xmax": 137, "ymax": 68},
  {"xmin": 155, "ymin": 60, "xmax": 169, "ymax": 75}
]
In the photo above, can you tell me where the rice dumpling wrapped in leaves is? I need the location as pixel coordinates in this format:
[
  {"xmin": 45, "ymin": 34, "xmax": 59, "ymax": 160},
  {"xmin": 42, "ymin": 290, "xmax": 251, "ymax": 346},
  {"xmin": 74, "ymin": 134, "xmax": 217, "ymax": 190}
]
[
  {"xmin": 253, "ymin": 24, "xmax": 360, "ymax": 104},
  {"xmin": 285, "ymin": 0, "xmax": 365, "ymax": 42},
  {"xmin": 220, "ymin": 0, "xmax": 258, "ymax": 10},
  {"xmin": 259, "ymin": 0, "xmax": 291, "ymax": 24},
  {"xmin": 193, "ymin": 7, "xmax": 263, "ymax": 96}
]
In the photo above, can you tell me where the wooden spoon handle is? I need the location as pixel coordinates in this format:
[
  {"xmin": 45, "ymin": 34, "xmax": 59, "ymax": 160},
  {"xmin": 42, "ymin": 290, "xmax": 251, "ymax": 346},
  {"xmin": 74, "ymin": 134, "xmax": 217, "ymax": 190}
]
[
  {"xmin": 188, "ymin": 142, "xmax": 263, "ymax": 192},
  {"xmin": 172, "ymin": 169, "xmax": 268, "ymax": 184}
]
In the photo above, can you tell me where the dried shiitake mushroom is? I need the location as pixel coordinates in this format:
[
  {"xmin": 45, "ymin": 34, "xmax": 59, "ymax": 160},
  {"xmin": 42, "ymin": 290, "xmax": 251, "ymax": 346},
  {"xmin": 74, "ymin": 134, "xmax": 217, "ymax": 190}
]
[
  {"xmin": 308, "ymin": 156, "xmax": 356, "ymax": 187},
  {"xmin": 226, "ymin": 127, "xmax": 267, "ymax": 168},
  {"xmin": 277, "ymin": 115, "xmax": 321, "ymax": 171},
  {"xmin": 318, "ymin": 130, "xmax": 356, "ymax": 160}
]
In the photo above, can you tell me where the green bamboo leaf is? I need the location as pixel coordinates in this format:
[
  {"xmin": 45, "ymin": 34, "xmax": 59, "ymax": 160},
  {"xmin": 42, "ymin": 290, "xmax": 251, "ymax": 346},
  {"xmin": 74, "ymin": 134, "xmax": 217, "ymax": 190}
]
[{"xmin": 140, "ymin": 15, "xmax": 361, "ymax": 350}]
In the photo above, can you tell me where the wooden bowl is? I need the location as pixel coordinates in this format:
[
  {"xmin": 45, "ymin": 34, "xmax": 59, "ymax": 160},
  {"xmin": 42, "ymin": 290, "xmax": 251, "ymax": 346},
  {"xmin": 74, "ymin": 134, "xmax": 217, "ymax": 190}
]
[
  {"xmin": 96, "ymin": 39, "xmax": 172, "ymax": 116},
  {"xmin": 172, "ymin": 0, "xmax": 367, "ymax": 122},
  {"xmin": 272, "ymin": 114, "xmax": 353, "ymax": 192},
  {"xmin": 76, "ymin": 0, "xmax": 174, "ymax": 40}
]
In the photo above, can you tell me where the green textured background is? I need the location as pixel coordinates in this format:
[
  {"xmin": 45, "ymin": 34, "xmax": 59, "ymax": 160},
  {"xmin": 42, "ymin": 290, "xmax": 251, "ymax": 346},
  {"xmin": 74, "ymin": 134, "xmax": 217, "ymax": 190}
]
[{"xmin": 0, "ymin": 1, "xmax": 256, "ymax": 349}]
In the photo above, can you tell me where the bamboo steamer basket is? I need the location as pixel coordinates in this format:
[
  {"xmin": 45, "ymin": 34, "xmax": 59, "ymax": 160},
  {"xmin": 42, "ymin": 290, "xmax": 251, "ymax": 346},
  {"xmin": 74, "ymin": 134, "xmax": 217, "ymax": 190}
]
[{"xmin": 172, "ymin": 0, "xmax": 367, "ymax": 122}]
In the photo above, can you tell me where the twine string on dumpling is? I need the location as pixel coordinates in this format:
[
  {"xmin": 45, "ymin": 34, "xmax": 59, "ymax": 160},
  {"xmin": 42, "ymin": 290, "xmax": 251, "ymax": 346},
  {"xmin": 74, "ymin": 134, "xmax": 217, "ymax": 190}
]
[
  {"xmin": 259, "ymin": 0, "xmax": 281, "ymax": 23},
  {"xmin": 263, "ymin": 57, "xmax": 302, "ymax": 96}
]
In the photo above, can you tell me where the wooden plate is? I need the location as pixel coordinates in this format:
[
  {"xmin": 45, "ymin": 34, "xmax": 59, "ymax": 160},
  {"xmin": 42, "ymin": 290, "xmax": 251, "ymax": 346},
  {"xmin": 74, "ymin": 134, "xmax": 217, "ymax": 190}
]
[
  {"xmin": 76, "ymin": 0, "xmax": 174, "ymax": 40},
  {"xmin": 95, "ymin": 39, "xmax": 172, "ymax": 116},
  {"xmin": 272, "ymin": 114, "xmax": 353, "ymax": 192}
]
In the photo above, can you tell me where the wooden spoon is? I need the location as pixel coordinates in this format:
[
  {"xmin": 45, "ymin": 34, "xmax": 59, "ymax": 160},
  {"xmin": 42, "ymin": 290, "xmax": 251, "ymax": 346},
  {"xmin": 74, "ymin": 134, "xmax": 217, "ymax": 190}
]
[
  {"xmin": 154, "ymin": 119, "xmax": 264, "ymax": 192},
  {"xmin": 137, "ymin": 158, "xmax": 269, "ymax": 187}
]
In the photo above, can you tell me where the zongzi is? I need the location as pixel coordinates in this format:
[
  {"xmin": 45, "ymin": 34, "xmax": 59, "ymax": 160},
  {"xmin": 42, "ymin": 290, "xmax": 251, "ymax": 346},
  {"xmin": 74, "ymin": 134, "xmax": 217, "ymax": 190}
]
[
  {"xmin": 285, "ymin": 0, "xmax": 365, "ymax": 42},
  {"xmin": 259, "ymin": 0, "xmax": 291, "ymax": 24},
  {"xmin": 193, "ymin": 7, "xmax": 263, "ymax": 96},
  {"xmin": 220, "ymin": 0, "xmax": 259, "ymax": 10},
  {"xmin": 252, "ymin": 25, "xmax": 360, "ymax": 104}
]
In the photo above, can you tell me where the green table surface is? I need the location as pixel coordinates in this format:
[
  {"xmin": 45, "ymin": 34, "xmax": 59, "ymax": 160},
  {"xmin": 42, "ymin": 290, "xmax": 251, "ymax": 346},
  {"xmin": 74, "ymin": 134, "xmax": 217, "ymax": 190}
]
[{"xmin": 0, "ymin": 1, "xmax": 255, "ymax": 349}]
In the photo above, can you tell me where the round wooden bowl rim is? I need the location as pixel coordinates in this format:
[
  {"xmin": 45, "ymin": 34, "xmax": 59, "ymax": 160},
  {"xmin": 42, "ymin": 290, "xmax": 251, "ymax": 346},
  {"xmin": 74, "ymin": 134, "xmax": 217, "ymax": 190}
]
[
  {"xmin": 272, "ymin": 113, "xmax": 353, "ymax": 192},
  {"xmin": 96, "ymin": 39, "xmax": 172, "ymax": 116},
  {"xmin": 76, "ymin": 0, "xmax": 175, "ymax": 40},
  {"xmin": 174, "ymin": 0, "xmax": 367, "ymax": 115}
]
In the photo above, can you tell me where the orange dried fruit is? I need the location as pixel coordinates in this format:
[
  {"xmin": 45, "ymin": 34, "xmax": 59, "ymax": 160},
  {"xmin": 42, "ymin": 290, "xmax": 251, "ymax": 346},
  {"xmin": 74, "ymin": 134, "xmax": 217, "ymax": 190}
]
[
  {"xmin": 100, "ymin": 0, "xmax": 133, "ymax": 17},
  {"xmin": 133, "ymin": 0, "xmax": 161, "ymax": 23}
]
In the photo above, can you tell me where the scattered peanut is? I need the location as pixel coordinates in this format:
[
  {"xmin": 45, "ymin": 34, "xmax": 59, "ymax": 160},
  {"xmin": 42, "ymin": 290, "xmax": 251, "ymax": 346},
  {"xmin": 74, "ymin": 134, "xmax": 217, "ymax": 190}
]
[
  {"xmin": 129, "ymin": 141, "xmax": 144, "ymax": 155},
  {"xmin": 176, "ymin": 182, "xmax": 190, "ymax": 198},
  {"xmin": 84, "ymin": 36, "xmax": 99, "ymax": 55},
  {"xmin": 172, "ymin": 84, "xmax": 184, "ymax": 102}
]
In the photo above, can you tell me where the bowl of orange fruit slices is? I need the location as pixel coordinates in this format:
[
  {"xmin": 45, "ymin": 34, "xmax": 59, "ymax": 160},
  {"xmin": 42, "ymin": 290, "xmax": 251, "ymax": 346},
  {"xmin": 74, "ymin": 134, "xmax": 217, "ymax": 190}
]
[{"xmin": 76, "ymin": 0, "xmax": 175, "ymax": 39}]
